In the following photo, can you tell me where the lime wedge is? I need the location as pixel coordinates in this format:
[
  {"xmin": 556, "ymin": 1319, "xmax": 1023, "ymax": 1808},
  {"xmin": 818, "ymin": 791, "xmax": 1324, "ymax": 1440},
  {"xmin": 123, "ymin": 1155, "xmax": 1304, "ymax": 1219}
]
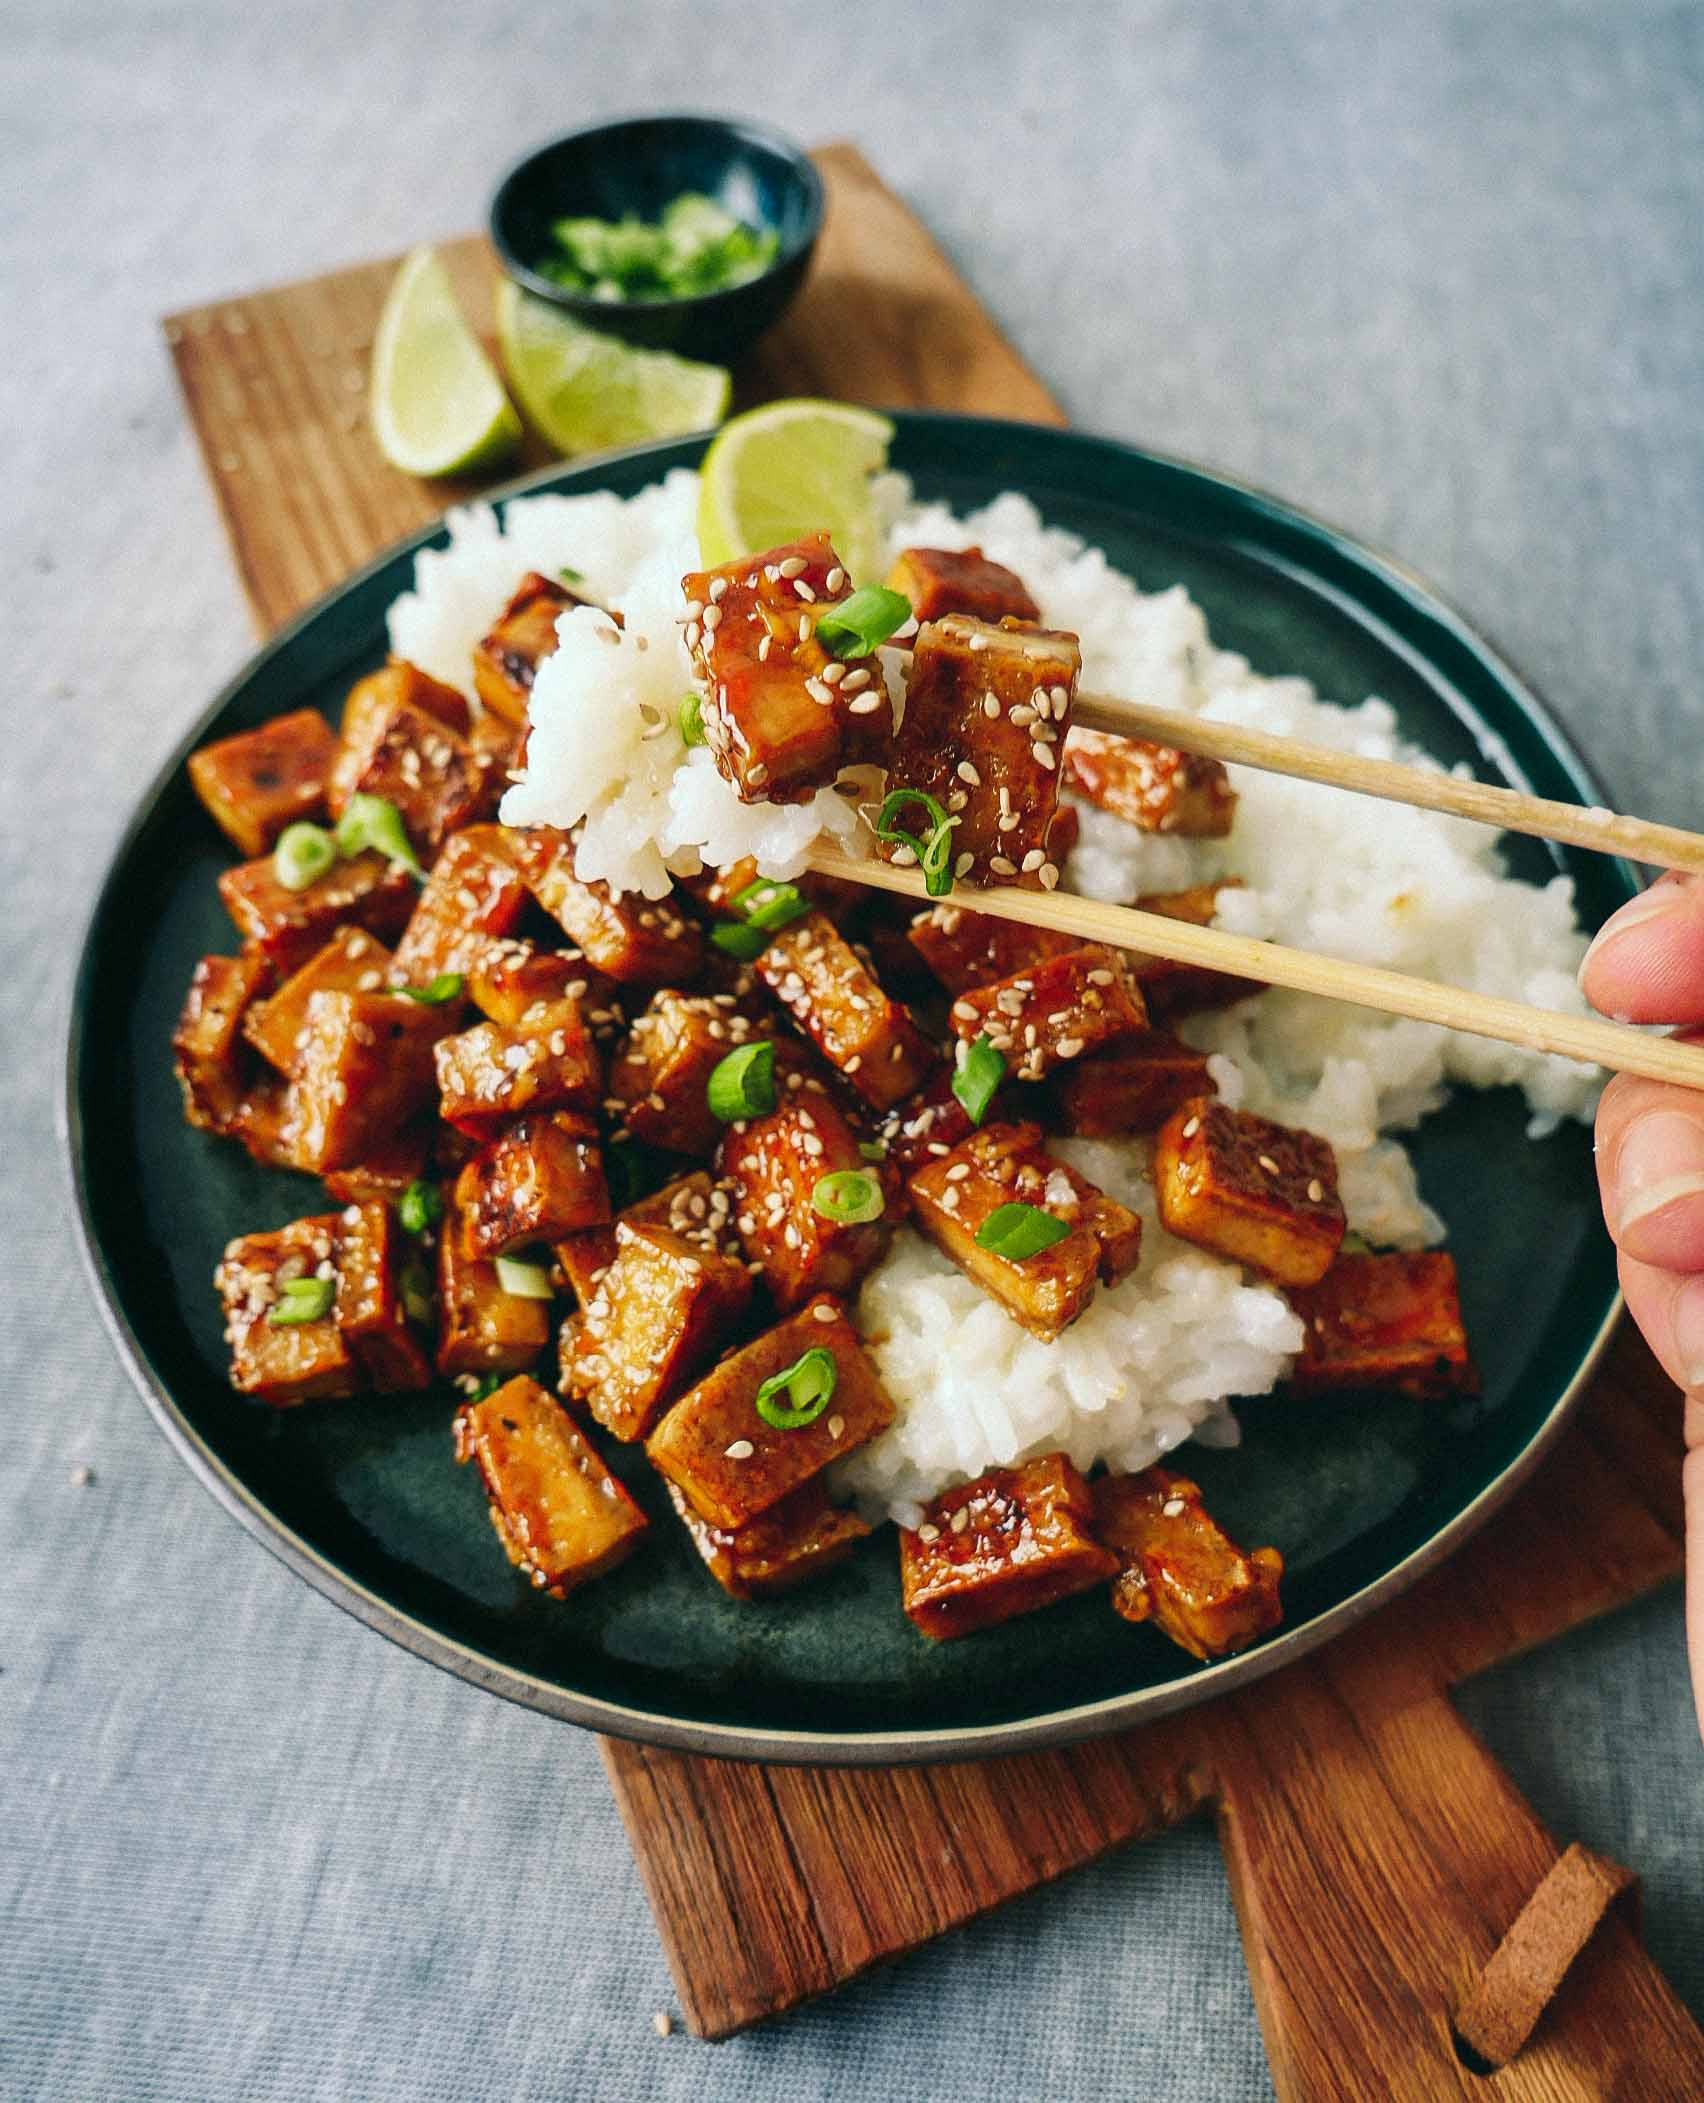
[
  {"xmin": 696, "ymin": 398, "xmax": 895, "ymax": 581},
  {"xmin": 495, "ymin": 280, "xmax": 731, "ymax": 458},
  {"xmin": 369, "ymin": 247, "xmax": 522, "ymax": 477}
]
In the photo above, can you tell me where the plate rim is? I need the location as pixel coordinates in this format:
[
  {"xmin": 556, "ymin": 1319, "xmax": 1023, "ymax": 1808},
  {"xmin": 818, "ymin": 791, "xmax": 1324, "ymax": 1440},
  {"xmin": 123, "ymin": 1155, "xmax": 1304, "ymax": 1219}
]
[{"xmin": 63, "ymin": 410, "xmax": 1627, "ymax": 1766}]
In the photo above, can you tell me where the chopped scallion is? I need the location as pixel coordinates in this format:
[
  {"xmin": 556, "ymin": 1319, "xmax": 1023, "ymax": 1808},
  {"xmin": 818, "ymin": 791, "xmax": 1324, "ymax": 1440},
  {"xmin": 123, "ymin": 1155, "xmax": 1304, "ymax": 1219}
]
[
  {"xmin": 706, "ymin": 1039, "xmax": 776, "ymax": 1121},
  {"xmin": 398, "ymin": 1178, "xmax": 442, "ymax": 1236},
  {"xmin": 679, "ymin": 691, "xmax": 707, "ymax": 747},
  {"xmin": 398, "ymin": 1257, "xmax": 433, "ymax": 1325},
  {"xmin": 268, "ymin": 1275, "xmax": 335, "ymax": 1326},
  {"xmin": 334, "ymin": 792, "xmax": 424, "ymax": 879},
  {"xmin": 810, "ymin": 1169, "xmax": 885, "ymax": 1227},
  {"xmin": 559, "ymin": 566, "xmax": 584, "ymax": 585},
  {"xmin": 874, "ymin": 785, "xmax": 958, "ymax": 898},
  {"xmin": 402, "ymin": 971, "xmax": 464, "ymax": 1005},
  {"xmin": 468, "ymin": 1370, "xmax": 505, "ymax": 1401},
  {"xmin": 858, "ymin": 1139, "xmax": 888, "ymax": 1163},
  {"xmin": 733, "ymin": 878, "xmax": 810, "ymax": 932},
  {"xmin": 753, "ymin": 1345, "xmax": 838, "ymax": 1429},
  {"xmin": 974, "ymin": 1202, "xmax": 1072, "ymax": 1261},
  {"xmin": 710, "ymin": 919, "xmax": 770, "ymax": 961},
  {"xmin": 951, "ymin": 1036, "xmax": 1006, "ymax": 1126},
  {"xmin": 815, "ymin": 585, "xmax": 912, "ymax": 658},
  {"xmin": 273, "ymin": 822, "xmax": 337, "ymax": 893},
  {"xmin": 494, "ymin": 1253, "xmax": 554, "ymax": 1300}
]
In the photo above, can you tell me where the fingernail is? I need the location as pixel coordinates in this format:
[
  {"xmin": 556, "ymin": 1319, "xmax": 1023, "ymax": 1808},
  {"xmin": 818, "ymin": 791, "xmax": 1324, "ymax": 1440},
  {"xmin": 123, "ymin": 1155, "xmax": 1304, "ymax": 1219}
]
[
  {"xmin": 1670, "ymin": 1273, "xmax": 1704, "ymax": 1391},
  {"xmin": 1612, "ymin": 1109, "xmax": 1704, "ymax": 1234},
  {"xmin": 1578, "ymin": 879, "xmax": 1691, "ymax": 987}
]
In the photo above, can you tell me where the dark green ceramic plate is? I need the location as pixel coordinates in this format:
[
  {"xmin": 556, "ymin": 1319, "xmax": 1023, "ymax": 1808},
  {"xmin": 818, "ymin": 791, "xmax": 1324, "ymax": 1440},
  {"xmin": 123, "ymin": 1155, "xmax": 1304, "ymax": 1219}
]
[{"xmin": 67, "ymin": 414, "xmax": 1627, "ymax": 1763}]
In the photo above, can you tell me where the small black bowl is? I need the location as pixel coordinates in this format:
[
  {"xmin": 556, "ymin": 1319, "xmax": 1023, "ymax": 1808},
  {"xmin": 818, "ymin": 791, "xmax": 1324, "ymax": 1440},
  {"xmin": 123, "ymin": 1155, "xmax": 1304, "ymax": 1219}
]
[{"xmin": 490, "ymin": 113, "xmax": 824, "ymax": 364}]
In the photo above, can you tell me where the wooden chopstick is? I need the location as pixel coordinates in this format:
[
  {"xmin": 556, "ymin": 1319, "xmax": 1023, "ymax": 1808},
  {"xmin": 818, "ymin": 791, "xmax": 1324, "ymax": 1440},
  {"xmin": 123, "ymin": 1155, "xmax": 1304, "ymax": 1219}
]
[
  {"xmin": 806, "ymin": 844, "xmax": 1704, "ymax": 1090},
  {"xmin": 1071, "ymin": 691, "xmax": 1704, "ymax": 876}
]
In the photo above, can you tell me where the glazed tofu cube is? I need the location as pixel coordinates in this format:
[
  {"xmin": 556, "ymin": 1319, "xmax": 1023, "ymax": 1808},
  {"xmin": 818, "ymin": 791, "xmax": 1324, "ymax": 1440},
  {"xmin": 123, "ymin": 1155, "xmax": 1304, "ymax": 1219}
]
[
  {"xmin": 330, "ymin": 695, "xmax": 494, "ymax": 857},
  {"xmin": 467, "ymin": 943, "xmax": 616, "ymax": 1029},
  {"xmin": 609, "ymin": 991, "xmax": 766, "ymax": 1157},
  {"xmin": 1286, "ymin": 1251, "xmax": 1477, "ymax": 1399},
  {"xmin": 188, "ymin": 708, "xmax": 340, "ymax": 858},
  {"xmin": 555, "ymin": 1170, "xmax": 741, "ymax": 1305},
  {"xmin": 515, "ymin": 828, "xmax": 703, "ymax": 986},
  {"xmin": 755, "ymin": 912, "xmax": 937, "ymax": 1110},
  {"xmin": 321, "ymin": 1117, "xmax": 433, "ymax": 1205},
  {"xmin": 874, "ymin": 1069, "xmax": 1014, "ymax": 1183},
  {"xmin": 899, "ymin": 1453, "xmax": 1118, "ymax": 1641},
  {"xmin": 457, "ymin": 1112, "xmax": 610, "ymax": 1260},
  {"xmin": 719, "ymin": 1088, "xmax": 892, "ymax": 1311},
  {"xmin": 330, "ymin": 1199, "xmax": 431, "ymax": 1392},
  {"xmin": 1063, "ymin": 729, "xmax": 1236, "ymax": 836},
  {"xmin": 948, "ymin": 945, "xmax": 1148, "ymax": 1083},
  {"xmin": 436, "ymin": 1207, "xmax": 552, "ymax": 1377},
  {"xmin": 1093, "ymin": 1467, "xmax": 1283, "ymax": 1659},
  {"xmin": 215, "ymin": 1215, "xmax": 363, "ymax": 1406},
  {"xmin": 886, "ymin": 615, "xmax": 1080, "ymax": 886},
  {"xmin": 565, "ymin": 1220, "xmax": 756, "ymax": 1440},
  {"xmin": 908, "ymin": 1122, "xmax": 1141, "ymax": 1341},
  {"xmin": 667, "ymin": 1479, "xmax": 870, "ymax": 1600},
  {"xmin": 1129, "ymin": 881, "xmax": 1261, "ymax": 1018},
  {"xmin": 433, "ymin": 998, "xmax": 601, "ymax": 1139},
  {"xmin": 242, "ymin": 926, "xmax": 396, "ymax": 1075},
  {"xmin": 292, "ymin": 989, "xmax": 459, "ymax": 1173},
  {"xmin": 174, "ymin": 951, "xmax": 274, "ymax": 1132},
  {"xmin": 646, "ymin": 1299, "xmax": 896, "ymax": 1530},
  {"xmin": 472, "ymin": 571, "xmax": 589, "ymax": 727},
  {"xmin": 682, "ymin": 532, "xmax": 890, "ymax": 803},
  {"xmin": 229, "ymin": 1075, "xmax": 312, "ymax": 1173},
  {"xmin": 885, "ymin": 545, "xmax": 1039, "ymax": 626},
  {"xmin": 327, "ymin": 660, "xmax": 471, "ymax": 809},
  {"xmin": 907, "ymin": 902, "xmax": 1077, "ymax": 996},
  {"xmin": 453, "ymin": 1374, "xmax": 647, "ymax": 1594},
  {"xmin": 218, "ymin": 849, "xmax": 418, "ymax": 975},
  {"xmin": 1051, "ymin": 1028, "xmax": 1217, "ymax": 1137},
  {"xmin": 1152, "ymin": 1097, "xmax": 1344, "ymax": 1287},
  {"xmin": 390, "ymin": 825, "xmax": 532, "ymax": 984}
]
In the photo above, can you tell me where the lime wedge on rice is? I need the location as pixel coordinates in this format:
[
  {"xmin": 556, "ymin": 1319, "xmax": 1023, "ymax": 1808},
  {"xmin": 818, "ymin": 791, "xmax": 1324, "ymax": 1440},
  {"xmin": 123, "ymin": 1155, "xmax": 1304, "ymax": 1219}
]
[
  {"xmin": 495, "ymin": 280, "xmax": 731, "ymax": 457},
  {"xmin": 369, "ymin": 247, "xmax": 522, "ymax": 477},
  {"xmin": 696, "ymin": 398, "xmax": 895, "ymax": 581}
]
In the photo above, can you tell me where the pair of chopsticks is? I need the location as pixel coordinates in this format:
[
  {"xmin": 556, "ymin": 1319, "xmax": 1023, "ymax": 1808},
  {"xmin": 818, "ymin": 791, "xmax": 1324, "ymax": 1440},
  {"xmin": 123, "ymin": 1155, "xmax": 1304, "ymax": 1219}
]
[{"xmin": 806, "ymin": 689, "xmax": 1704, "ymax": 1091}]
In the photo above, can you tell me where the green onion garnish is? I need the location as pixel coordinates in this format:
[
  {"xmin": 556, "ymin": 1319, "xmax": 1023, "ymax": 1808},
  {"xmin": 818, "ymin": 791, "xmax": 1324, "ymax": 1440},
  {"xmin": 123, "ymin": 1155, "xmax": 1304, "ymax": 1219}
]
[
  {"xmin": 810, "ymin": 1169, "xmax": 885, "ymax": 1227},
  {"xmin": 974, "ymin": 1202, "xmax": 1072, "ymax": 1261},
  {"xmin": 753, "ymin": 1345, "xmax": 839, "ymax": 1429},
  {"xmin": 468, "ymin": 1370, "xmax": 505, "ymax": 1401},
  {"xmin": 402, "ymin": 972, "xmax": 464, "ymax": 1006},
  {"xmin": 710, "ymin": 919, "xmax": 770, "ymax": 961},
  {"xmin": 679, "ymin": 691, "xmax": 707, "ymax": 747},
  {"xmin": 273, "ymin": 822, "xmax": 337, "ymax": 893},
  {"xmin": 494, "ymin": 1253, "xmax": 554, "ymax": 1300},
  {"xmin": 334, "ymin": 792, "xmax": 424, "ymax": 879},
  {"xmin": 815, "ymin": 585, "xmax": 912, "ymax": 658},
  {"xmin": 952, "ymin": 1036, "xmax": 1006, "ymax": 1126},
  {"xmin": 733, "ymin": 878, "xmax": 810, "ymax": 933},
  {"xmin": 268, "ymin": 1275, "xmax": 335, "ymax": 1326},
  {"xmin": 874, "ymin": 786, "xmax": 958, "ymax": 899},
  {"xmin": 559, "ymin": 566, "xmax": 584, "ymax": 586},
  {"xmin": 706, "ymin": 1040, "xmax": 776, "ymax": 1122},
  {"xmin": 398, "ymin": 1257, "xmax": 433, "ymax": 1325},
  {"xmin": 398, "ymin": 1179, "xmax": 442, "ymax": 1236},
  {"xmin": 858, "ymin": 1139, "xmax": 888, "ymax": 1163}
]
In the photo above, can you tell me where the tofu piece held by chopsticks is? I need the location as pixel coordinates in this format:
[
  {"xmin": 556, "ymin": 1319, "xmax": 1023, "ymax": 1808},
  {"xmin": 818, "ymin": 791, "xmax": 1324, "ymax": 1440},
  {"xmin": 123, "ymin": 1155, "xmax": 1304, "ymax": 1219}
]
[
  {"xmin": 1063, "ymin": 727, "xmax": 1237, "ymax": 837},
  {"xmin": 884, "ymin": 545, "xmax": 1039, "ymax": 626}
]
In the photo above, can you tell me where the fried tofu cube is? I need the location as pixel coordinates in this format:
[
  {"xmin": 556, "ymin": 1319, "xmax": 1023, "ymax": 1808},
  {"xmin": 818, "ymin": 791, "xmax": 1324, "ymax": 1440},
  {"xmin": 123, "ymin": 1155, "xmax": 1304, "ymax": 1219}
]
[
  {"xmin": 1152, "ymin": 1097, "xmax": 1344, "ymax": 1287},
  {"xmin": 755, "ymin": 912, "xmax": 937, "ymax": 1110},
  {"xmin": 886, "ymin": 615, "xmax": 1081, "ymax": 887},
  {"xmin": 909, "ymin": 1121, "xmax": 1140, "ymax": 1340},
  {"xmin": 215, "ymin": 1215, "xmax": 363, "ymax": 1406},
  {"xmin": 453, "ymin": 1374, "xmax": 647, "ymax": 1594},
  {"xmin": 228, "ymin": 1075, "xmax": 312, "ymax": 1173},
  {"xmin": 899, "ymin": 1453, "xmax": 1118, "ymax": 1641},
  {"xmin": 1063, "ymin": 729, "xmax": 1237, "ymax": 836},
  {"xmin": 1093, "ymin": 1467, "xmax": 1283, "ymax": 1659},
  {"xmin": 466, "ymin": 943, "xmax": 617, "ymax": 1029},
  {"xmin": 555, "ymin": 1170, "xmax": 741, "ymax": 1306},
  {"xmin": 436, "ymin": 1208, "xmax": 553, "ymax": 1377},
  {"xmin": 174, "ymin": 951, "xmax": 274, "ymax": 1132},
  {"xmin": 218, "ymin": 849, "xmax": 418, "ymax": 975},
  {"xmin": 242, "ymin": 926, "xmax": 396, "ymax": 1074},
  {"xmin": 327, "ymin": 661, "xmax": 471, "ymax": 809},
  {"xmin": 321, "ymin": 1118, "xmax": 434, "ymax": 1205},
  {"xmin": 667, "ymin": 1479, "xmax": 870, "ymax": 1600},
  {"xmin": 330, "ymin": 1198, "xmax": 431, "ymax": 1392},
  {"xmin": 646, "ymin": 1299, "xmax": 896, "ymax": 1530},
  {"xmin": 515, "ymin": 827, "xmax": 704, "ymax": 986},
  {"xmin": 292, "ymin": 989, "xmax": 459, "ymax": 1173},
  {"xmin": 719, "ymin": 1088, "xmax": 892, "ymax": 1311},
  {"xmin": 948, "ymin": 944, "xmax": 1148, "ymax": 1083},
  {"xmin": 609, "ymin": 991, "xmax": 764, "ymax": 1158},
  {"xmin": 433, "ymin": 997, "xmax": 601, "ymax": 1139},
  {"xmin": 457, "ymin": 1112, "xmax": 610, "ymax": 1260},
  {"xmin": 885, "ymin": 545, "xmax": 1039, "ymax": 626},
  {"xmin": 682, "ymin": 533, "xmax": 890, "ymax": 803},
  {"xmin": 1286, "ymin": 1251, "xmax": 1477, "ymax": 1399},
  {"xmin": 906, "ymin": 902, "xmax": 1078, "ymax": 995},
  {"xmin": 874, "ymin": 1068, "xmax": 1014, "ymax": 1183},
  {"xmin": 565, "ymin": 1220, "xmax": 756, "ymax": 1440},
  {"xmin": 390, "ymin": 825, "xmax": 532, "ymax": 984},
  {"xmin": 188, "ymin": 707, "xmax": 340, "ymax": 858},
  {"xmin": 1051, "ymin": 1028, "xmax": 1217, "ymax": 1136},
  {"xmin": 472, "ymin": 571, "xmax": 587, "ymax": 727},
  {"xmin": 1129, "ymin": 881, "xmax": 1261, "ymax": 1017},
  {"xmin": 330, "ymin": 695, "xmax": 495, "ymax": 858}
]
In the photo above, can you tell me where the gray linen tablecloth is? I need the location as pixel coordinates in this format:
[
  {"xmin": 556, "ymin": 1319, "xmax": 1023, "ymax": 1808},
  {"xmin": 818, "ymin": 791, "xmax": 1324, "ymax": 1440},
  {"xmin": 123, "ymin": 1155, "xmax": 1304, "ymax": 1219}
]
[{"xmin": 5, "ymin": 3, "xmax": 1702, "ymax": 2097}]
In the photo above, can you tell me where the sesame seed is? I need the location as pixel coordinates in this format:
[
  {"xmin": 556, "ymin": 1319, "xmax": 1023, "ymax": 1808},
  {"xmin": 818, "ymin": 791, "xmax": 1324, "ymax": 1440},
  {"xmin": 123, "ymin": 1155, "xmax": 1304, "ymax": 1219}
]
[
  {"xmin": 826, "ymin": 1415, "xmax": 845, "ymax": 1440},
  {"xmin": 724, "ymin": 1439, "xmax": 755, "ymax": 1461},
  {"xmin": 1257, "ymin": 1154, "xmax": 1280, "ymax": 1176},
  {"xmin": 956, "ymin": 760, "xmax": 981, "ymax": 786},
  {"xmin": 778, "ymin": 555, "xmax": 807, "ymax": 579},
  {"xmin": 825, "ymin": 566, "xmax": 846, "ymax": 594},
  {"xmin": 950, "ymin": 1507, "xmax": 971, "ymax": 1534},
  {"xmin": 1038, "ymin": 863, "xmax": 1060, "ymax": 890},
  {"xmin": 954, "ymin": 851, "xmax": 974, "ymax": 878},
  {"xmin": 821, "ymin": 659, "xmax": 846, "ymax": 685},
  {"xmin": 840, "ymin": 666, "xmax": 872, "ymax": 691},
  {"xmin": 811, "ymin": 1302, "xmax": 838, "ymax": 1323},
  {"xmin": 983, "ymin": 695, "xmax": 1000, "ymax": 718},
  {"xmin": 848, "ymin": 693, "xmax": 883, "ymax": 714},
  {"xmin": 708, "ymin": 576, "xmax": 729, "ymax": 601},
  {"xmin": 1307, "ymin": 1178, "xmax": 1325, "ymax": 1202},
  {"xmin": 989, "ymin": 856, "xmax": 1017, "ymax": 876},
  {"xmin": 1021, "ymin": 849, "xmax": 1045, "ymax": 873},
  {"xmin": 794, "ymin": 579, "xmax": 817, "ymax": 602},
  {"xmin": 701, "ymin": 603, "xmax": 722, "ymax": 631},
  {"xmin": 1162, "ymin": 1496, "xmax": 1187, "ymax": 1518},
  {"xmin": 917, "ymin": 1523, "xmax": 941, "ymax": 1543},
  {"xmin": 1181, "ymin": 1116, "xmax": 1201, "ymax": 1139}
]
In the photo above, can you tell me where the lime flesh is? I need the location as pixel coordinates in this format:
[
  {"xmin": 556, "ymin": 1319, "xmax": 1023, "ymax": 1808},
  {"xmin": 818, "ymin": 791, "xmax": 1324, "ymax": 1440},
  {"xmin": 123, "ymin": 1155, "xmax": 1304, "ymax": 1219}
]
[
  {"xmin": 696, "ymin": 398, "xmax": 895, "ymax": 580},
  {"xmin": 369, "ymin": 247, "xmax": 522, "ymax": 477}
]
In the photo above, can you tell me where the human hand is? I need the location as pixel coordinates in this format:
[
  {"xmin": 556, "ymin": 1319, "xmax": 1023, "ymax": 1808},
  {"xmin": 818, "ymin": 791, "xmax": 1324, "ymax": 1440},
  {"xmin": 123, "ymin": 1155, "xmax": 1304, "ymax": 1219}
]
[{"xmin": 1579, "ymin": 874, "xmax": 1704, "ymax": 1738}]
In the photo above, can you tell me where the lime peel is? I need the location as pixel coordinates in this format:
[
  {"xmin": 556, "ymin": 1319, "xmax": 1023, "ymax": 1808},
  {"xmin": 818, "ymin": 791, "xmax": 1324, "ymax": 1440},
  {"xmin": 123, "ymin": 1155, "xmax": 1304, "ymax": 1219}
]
[{"xmin": 695, "ymin": 398, "xmax": 895, "ymax": 582}]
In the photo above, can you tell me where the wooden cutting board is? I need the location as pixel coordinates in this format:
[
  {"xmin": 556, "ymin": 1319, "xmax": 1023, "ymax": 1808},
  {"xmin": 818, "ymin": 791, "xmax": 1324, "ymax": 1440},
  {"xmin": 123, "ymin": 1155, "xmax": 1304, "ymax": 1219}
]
[{"xmin": 165, "ymin": 142, "xmax": 1704, "ymax": 2098}]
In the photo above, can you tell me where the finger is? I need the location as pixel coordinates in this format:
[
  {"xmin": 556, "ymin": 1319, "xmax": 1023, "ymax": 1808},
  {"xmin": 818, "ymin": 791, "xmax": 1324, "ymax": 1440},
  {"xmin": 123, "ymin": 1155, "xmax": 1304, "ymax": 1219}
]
[
  {"xmin": 1579, "ymin": 873, "xmax": 1704, "ymax": 1023},
  {"xmin": 1595, "ymin": 1074, "xmax": 1704, "ymax": 1271}
]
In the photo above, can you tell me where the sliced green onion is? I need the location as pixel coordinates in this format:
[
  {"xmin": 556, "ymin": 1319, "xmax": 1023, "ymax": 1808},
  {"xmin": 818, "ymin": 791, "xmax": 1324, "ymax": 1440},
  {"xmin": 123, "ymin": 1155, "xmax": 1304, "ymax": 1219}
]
[
  {"xmin": 268, "ymin": 1275, "xmax": 335, "ymax": 1326},
  {"xmin": 733, "ymin": 878, "xmax": 810, "ymax": 932},
  {"xmin": 398, "ymin": 1178, "xmax": 442, "ymax": 1236},
  {"xmin": 753, "ymin": 1345, "xmax": 839, "ymax": 1429},
  {"xmin": 706, "ymin": 1039, "xmax": 776, "ymax": 1121},
  {"xmin": 273, "ymin": 822, "xmax": 336, "ymax": 893},
  {"xmin": 494, "ymin": 1253, "xmax": 554, "ymax": 1300},
  {"xmin": 603, "ymin": 1139, "xmax": 650, "ymax": 1212},
  {"xmin": 710, "ymin": 918, "xmax": 770, "ymax": 961},
  {"xmin": 858, "ymin": 1139, "xmax": 888, "ymax": 1163},
  {"xmin": 952, "ymin": 1035, "xmax": 1006, "ymax": 1126},
  {"xmin": 810, "ymin": 1169, "xmax": 885, "ymax": 1227},
  {"xmin": 974, "ymin": 1202, "xmax": 1072, "ymax": 1261},
  {"xmin": 468, "ymin": 1370, "xmax": 505, "ymax": 1401},
  {"xmin": 679, "ymin": 691, "xmax": 707, "ymax": 747},
  {"xmin": 402, "ymin": 971, "xmax": 464, "ymax": 1006},
  {"xmin": 334, "ymin": 792, "xmax": 424, "ymax": 879},
  {"xmin": 559, "ymin": 566, "xmax": 584, "ymax": 586},
  {"xmin": 814, "ymin": 585, "xmax": 912, "ymax": 658},
  {"xmin": 874, "ymin": 786, "xmax": 958, "ymax": 899},
  {"xmin": 398, "ymin": 1257, "xmax": 433, "ymax": 1325}
]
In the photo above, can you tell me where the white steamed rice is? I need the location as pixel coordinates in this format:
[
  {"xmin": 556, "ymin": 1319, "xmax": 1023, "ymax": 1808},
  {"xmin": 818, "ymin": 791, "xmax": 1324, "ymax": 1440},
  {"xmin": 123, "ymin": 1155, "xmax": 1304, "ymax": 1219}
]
[{"xmin": 386, "ymin": 470, "xmax": 1601, "ymax": 1526}]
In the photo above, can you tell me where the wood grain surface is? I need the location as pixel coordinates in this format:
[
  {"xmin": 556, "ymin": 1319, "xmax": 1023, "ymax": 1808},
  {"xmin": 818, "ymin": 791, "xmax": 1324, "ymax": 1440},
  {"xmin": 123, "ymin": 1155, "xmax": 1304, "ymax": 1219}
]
[{"xmin": 165, "ymin": 141, "xmax": 1704, "ymax": 2096}]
